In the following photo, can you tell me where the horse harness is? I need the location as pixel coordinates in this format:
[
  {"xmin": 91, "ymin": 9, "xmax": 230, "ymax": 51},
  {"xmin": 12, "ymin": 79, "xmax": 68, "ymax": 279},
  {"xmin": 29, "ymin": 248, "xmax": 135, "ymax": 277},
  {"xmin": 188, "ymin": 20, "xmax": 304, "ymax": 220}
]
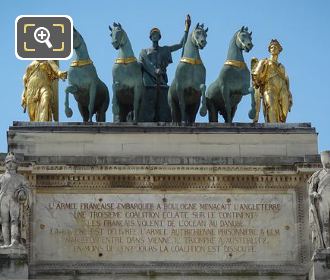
[
  {"xmin": 180, "ymin": 57, "xmax": 203, "ymax": 65},
  {"xmin": 224, "ymin": 60, "xmax": 246, "ymax": 69},
  {"xmin": 70, "ymin": 59, "xmax": 93, "ymax": 67},
  {"xmin": 115, "ymin": 57, "xmax": 137, "ymax": 64}
]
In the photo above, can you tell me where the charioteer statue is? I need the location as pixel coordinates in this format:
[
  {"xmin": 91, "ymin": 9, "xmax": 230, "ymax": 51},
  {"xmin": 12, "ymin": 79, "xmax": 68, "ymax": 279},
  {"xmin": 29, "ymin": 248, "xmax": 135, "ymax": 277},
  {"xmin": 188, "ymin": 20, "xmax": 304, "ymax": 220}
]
[{"xmin": 139, "ymin": 15, "xmax": 191, "ymax": 122}]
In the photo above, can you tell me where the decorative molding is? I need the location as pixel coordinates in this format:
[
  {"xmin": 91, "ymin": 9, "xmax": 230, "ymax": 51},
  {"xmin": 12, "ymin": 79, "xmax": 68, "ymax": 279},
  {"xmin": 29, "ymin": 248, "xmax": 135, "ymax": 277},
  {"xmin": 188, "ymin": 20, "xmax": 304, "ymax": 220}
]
[{"xmin": 29, "ymin": 261, "xmax": 309, "ymax": 276}]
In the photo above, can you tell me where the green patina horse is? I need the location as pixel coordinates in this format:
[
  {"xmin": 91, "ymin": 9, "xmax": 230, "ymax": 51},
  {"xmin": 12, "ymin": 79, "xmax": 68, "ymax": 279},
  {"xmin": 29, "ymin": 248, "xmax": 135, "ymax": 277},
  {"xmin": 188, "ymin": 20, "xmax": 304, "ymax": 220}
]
[
  {"xmin": 168, "ymin": 23, "xmax": 208, "ymax": 124},
  {"xmin": 109, "ymin": 22, "xmax": 143, "ymax": 123},
  {"xmin": 65, "ymin": 27, "xmax": 109, "ymax": 122},
  {"xmin": 206, "ymin": 26, "xmax": 255, "ymax": 123}
]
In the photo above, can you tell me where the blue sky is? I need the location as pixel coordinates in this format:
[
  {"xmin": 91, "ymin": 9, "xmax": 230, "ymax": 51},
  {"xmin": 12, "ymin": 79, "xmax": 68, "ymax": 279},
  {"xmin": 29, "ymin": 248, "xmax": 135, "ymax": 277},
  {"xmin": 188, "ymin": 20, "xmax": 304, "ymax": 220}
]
[{"xmin": 1, "ymin": 0, "xmax": 329, "ymax": 153}]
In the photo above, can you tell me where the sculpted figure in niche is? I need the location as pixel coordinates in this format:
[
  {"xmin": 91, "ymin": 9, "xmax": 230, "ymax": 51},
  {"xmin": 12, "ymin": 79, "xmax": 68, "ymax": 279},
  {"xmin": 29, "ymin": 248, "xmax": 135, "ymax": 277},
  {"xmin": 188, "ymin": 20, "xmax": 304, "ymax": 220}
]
[
  {"xmin": 0, "ymin": 152, "xmax": 32, "ymax": 249},
  {"xmin": 309, "ymin": 151, "xmax": 330, "ymax": 250}
]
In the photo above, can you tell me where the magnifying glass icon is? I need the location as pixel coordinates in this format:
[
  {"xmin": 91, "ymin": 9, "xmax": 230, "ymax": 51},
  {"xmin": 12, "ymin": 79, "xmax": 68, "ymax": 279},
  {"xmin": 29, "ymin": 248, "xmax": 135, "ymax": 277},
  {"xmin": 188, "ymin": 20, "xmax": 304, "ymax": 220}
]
[{"xmin": 34, "ymin": 27, "xmax": 53, "ymax": 49}]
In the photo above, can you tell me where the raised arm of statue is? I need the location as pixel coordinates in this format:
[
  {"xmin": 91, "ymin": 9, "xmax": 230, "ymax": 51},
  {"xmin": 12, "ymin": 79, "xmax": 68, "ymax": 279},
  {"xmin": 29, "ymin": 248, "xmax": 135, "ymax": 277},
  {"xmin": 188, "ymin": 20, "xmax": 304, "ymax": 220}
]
[
  {"xmin": 48, "ymin": 60, "xmax": 67, "ymax": 81},
  {"xmin": 168, "ymin": 14, "xmax": 191, "ymax": 53}
]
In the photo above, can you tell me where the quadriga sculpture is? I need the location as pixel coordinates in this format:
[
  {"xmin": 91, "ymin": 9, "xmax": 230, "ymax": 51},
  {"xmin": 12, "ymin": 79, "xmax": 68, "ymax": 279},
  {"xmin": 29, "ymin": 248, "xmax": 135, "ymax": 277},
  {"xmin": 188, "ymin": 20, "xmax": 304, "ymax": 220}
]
[
  {"xmin": 109, "ymin": 22, "xmax": 143, "ymax": 123},
  {"xmin": 206, "ymin": 26, "xmax": 254, "ymax": 123},
  {"xmin": 168, "ymin": 23, "xmax": 208, "ymax": 125},
  {"xmin": 65, "ymin": 27, "xmax": 110, "ymax": 122}
]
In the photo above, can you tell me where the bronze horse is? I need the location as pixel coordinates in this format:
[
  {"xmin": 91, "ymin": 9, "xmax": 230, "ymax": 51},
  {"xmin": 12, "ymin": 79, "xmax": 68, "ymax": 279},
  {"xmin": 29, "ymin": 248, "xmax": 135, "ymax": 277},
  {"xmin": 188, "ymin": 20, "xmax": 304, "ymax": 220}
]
[{"xmin": 206, "ymin": 26, "xmax": 254, "ymax": 123}]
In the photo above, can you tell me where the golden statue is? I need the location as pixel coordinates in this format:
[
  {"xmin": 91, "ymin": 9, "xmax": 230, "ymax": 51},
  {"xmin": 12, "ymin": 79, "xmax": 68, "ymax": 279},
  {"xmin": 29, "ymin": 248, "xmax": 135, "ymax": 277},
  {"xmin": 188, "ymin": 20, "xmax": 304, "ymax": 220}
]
[
  {"xmin": 21, "ymin": 60, "xmax": 67, "ymax": 121},
  {"xmin": 251, "ymin": 39, "xmax": 292, "ymax": 123}
]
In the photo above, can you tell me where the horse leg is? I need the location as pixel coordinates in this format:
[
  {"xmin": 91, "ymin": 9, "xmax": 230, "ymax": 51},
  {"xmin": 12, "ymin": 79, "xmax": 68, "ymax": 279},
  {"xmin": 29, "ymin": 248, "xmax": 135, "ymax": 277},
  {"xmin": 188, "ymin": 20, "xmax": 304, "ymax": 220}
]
[
  {"xmin": 95, "ymin": 83, "xmax": 109, "ymax": 122},
  {"xmin": 199, "ymin": 84, "xmax": 207, "ymax": 117},
  {"xmin": 207, "ymin": 99, "xmax": 218, "ymax": 123},
  {"xmin": 118, "ymin": 103, "xmax": 130, "ymax": 122},
  {"xmin": 78, "ymin": 103, "xmax": 89, "ymax": 122},
  {"xmin": 64, "ymin": 85, "xmax": 77, "ymax": 118},
  {"xmin": 177, "ymin": 86, "xmax": 186, "ymax": 125},
  {"xmin": 168, "ymin": 96, "xmax": 180, "ymax": 124},
  {"xmin": 168, "ymin": 85, "xmax": 176, "ymax": 123},
  {"xmin": 248, "ymin": 87, "xmax": 258, "ymax": 122},
  {"xmin": 133, "ymin": 84, "xmax": 144, "ymax": 124},
  {"xmin": 222, "ymin": 85, "xmax": 232, "ymax": 123},
  {"xmin": 88, "ymin": 82, "xmax": 97, "ymax": 122},
  {"xmin": 112, "ymin": 83, "xmax": 120, "ymax": 123},
  {"xmin": 172, "ymin": 101, "xmax": 181, "ymax": 124},
  {"xmin": 96, "ymin": 101, "xmax": 108, "ymax": 122},
  {"xmin": 231, "ymin": 105, "xmax": 238, "ymax": 121},
  {"xmin": 190, "ymin": 99, "xmax": 200, "ymax": 124}
]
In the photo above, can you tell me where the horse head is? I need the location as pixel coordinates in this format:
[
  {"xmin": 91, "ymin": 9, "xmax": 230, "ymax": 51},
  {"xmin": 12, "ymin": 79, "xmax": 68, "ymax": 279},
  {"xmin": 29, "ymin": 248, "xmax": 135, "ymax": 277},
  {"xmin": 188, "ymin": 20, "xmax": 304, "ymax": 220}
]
[
  {"xmin": 191, "ymin": 23, "xmax": 208, "ymax": 49},
  {"xmin": 235, "ymin": 26, "xmax": 253, "ymax": 52},
  {"xmin": 109, "ymin": 22, "xmax": 127, "ymax": 50},
  {"xmin": 72, "ymin": 26, "xmax": 83, "ymax": 49}
]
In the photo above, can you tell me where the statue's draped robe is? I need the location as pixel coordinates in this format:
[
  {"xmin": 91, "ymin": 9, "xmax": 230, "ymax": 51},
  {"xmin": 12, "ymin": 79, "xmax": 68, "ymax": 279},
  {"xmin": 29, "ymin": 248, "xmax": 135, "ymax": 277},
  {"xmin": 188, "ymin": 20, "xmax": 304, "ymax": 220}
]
[
  {"xmin": 309, "ymin": 169, "xmax": 330, "ymax": 250},
  {"xmin": 22, "ymin": 60, "xmax": 60, "ymax": 121},
  {"xmin": 252, "ymin": 59, "xmax": 292, "ymax": 123}
]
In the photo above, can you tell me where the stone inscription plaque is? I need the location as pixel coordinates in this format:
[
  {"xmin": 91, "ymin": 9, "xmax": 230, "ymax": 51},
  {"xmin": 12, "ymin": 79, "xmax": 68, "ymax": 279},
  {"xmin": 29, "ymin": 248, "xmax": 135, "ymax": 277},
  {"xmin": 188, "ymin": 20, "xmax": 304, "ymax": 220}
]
[{"xmin": 33, "ymin": 192, "xmax": 298, "ymax": 262}]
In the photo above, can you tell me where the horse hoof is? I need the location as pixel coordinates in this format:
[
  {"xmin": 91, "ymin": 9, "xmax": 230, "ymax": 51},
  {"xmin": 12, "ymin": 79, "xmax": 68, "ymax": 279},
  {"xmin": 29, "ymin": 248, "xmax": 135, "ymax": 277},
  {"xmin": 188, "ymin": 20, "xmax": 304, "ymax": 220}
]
[
  {"xmin": 65, "ymin": 108, "xmax": 73, "ymax": 118},
  {"xmin": 248, "ymin": 109, "xmax": 256, "ymax": 120},
  {"xmin": 199, "ymin": 108, "xmax": 207, "ymax": 117}
]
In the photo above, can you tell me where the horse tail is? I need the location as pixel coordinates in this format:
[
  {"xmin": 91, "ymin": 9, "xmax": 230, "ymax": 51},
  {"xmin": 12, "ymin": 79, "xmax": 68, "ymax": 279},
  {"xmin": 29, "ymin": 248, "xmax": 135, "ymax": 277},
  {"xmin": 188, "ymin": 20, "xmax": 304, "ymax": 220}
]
[
  {"xmin": 199, "ymin": 84, "xmax": 207, "ymax": 117},
  {"xmin": 64, "ymin": 90, "xmax": 73, "ymax": 118}
]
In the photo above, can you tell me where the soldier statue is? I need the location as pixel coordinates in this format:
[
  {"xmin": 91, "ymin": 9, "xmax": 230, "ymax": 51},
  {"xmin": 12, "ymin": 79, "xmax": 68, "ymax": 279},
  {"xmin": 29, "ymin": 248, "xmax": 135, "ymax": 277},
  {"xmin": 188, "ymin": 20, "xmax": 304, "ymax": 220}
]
[
  {"xmin": 309, "ymin": 151, "xmax": 330, "ymax": 250},
  {"xmin": 0, "ymin": 152, "xmax": 32, "ymax": 249},
  {"xmin": 139, "ymin": 15, "xmax": 191, "ymax": 122},
  {"xmin": 251, "ymin": 39, "xmax": 293, "ymax": 123}
]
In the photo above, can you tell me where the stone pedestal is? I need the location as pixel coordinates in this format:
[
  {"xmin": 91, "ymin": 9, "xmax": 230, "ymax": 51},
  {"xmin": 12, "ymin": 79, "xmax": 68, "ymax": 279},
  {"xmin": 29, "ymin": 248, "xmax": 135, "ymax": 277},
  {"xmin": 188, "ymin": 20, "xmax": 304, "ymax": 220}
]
[
  {"xmin": 310, "ymin": 249, "xmax": 330, "ymax": 280},
  {"xmin": 0, "ymin": 250, "xmax": 28, "ymax": 280},
  {"xmin": 3, "ymin": 122, "xmax": 321, "ymax": 279}
]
